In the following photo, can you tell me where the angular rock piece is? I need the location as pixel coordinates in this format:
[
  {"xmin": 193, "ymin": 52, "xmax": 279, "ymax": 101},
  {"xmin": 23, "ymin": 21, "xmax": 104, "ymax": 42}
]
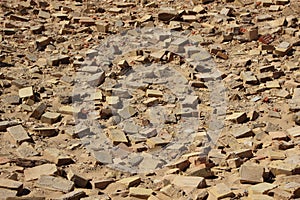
[
  {"xmin": 158, "ymin": 9, "xmax": 178, "ymax": 21},
  {"xmin": 240, "ymin": 165, "xmax": 264, "ymax": 184},
  {"xmin": 248, "ymin": 182, "xmax": 277, "ymax": 196},
  {"xmin": 146, "ymin": 137, "xmax": 169, "ymax": 148},
  {"xmin": 245, "ymin": 27, "xmax": 258, "ymax": 41},
  {"xmin": 88, "ymin": 71, "xmax": 105, "ymax": 86},
  {"xmin": 208, "ymin": 183, "xmax": 235, "ymax": 199},
  {"xmin": 30, "ymin": 103, "xmax": 47, "ymax": 119},
  {"xmin": 17, "ymin": 142, "xmax": 39, "ymax": 157},
  {"xmin": 59, "ymin": 106, "xmax": 79, "ymax": 115},
  {"xmin": 32, "ymin": 127, "xmax": 58, "ymax": 137},
  {"xmin": 150, "ymin": 50, "xmax": 166, "ymax": 61},
  {"xmin": 269, "ymin": 160, "xmax": 295, "ymax": 176},
  {"xmin": 143, "ymin": 97, "xmax": 159, "ymax": 106},
  {"xmin": 182, "ymin": 95, "xmax": 199, "ymax": 108},
  {"xmin": 235, "ymin": 149, "xmax": 253, "ymax": 159},
  {"xmin": 118, "ymin": 60, "xmax": 129, "ymax": 68},
  {"xmin": 274, "ymin": 41, "xmax": 292, "ymax": 56},
  {"xmin": 139, "ymin": 156, "xmax": 164, "ymax": 172},
  {"xmin": 41, "ymin": 112, "xmax": 61, "ymax": 124},
  {"xmin": 4, "ymin": 95, "xmax": 20, "ymax": 105},
  {"xmin": 186, "ymin": 165, "xmax": 213, "ymax": 178},
  {"xmin": 273, "ymin": 187, "xmax": 293, "ymax": 200},
  {"xmin": 118, "ymin": 106, "xmax": 137, "ymax": 119},
  {"xmin": 241, "ymin": 71, "xmax": 258, "ymax": 84},
  {"xmin": 93, "ymin": 151, "xmax": 113, "ymax": 164},
  {"xmin": 146, "ymin": 89, "xmax": 163, "ymax": 97},
  {"xmin": 24, "ymin": 164, "xmax": 58, "ymax": 181},
  {"xmin": 19, "ymin": 86, "xmax": 34, "ymax": 98},
  {"xmin": 0, "ymin": 178, "xmax": 23, "ymax": 194},
  {"xmin": 67, "ymin": 169, "xmax": 89, "ymax": 188},
  {"xmin": 280, "ymin": 182, "xmax": 300, "ymax": 198},
  {"xmin": 31, "ymin": 25, "xmax": 45, "ymax": 34},
  {"xmin": 140, "ymin": 128, "xmax": 157, "ymax": 138},
  {"xmin": 268, "ymin": 150, "xmax": 286, "ymax": 160},
  {"xmin": 106, "ymin": 96, "xmax": 120, "ymax": 107},
  {"xmin": 54, "ymin": 190, "xmax": 86, "ymax": 200},
  {"xmin": 10, "ymin": 13, "xmax": 30, "ymax": 21},
  {"xmin": 231, "ymin": 126, "xmax": 253, "ymax": 138},
  {"xmin": 48, "ymin": 55, "xmax": 70, "ymax": 66},
  {"xmin": 36, "ymin": 175, "xmax": 74, "ymax": 193},
  {"xmin": 43, "ymin": 148, "xmax": 73, "ymax": 166},
  {"xmin": 129, "ymin": 187, "xmax": 153, "ymax": 199},
  {"xmin": 286, "ymin": 126, "xmax": 300, "ymax": 138},
  {"xmin": 7, "ymin": 125, "xmax": 31, "ymax": 145},
  {"xmin": 117, "ymin": 176, "xmax": 141, "ymax": 188},
  {"xmin": 0, "ymin": 188, "xmax": 18, "ymax": 199},
  {"xmin": 172, "ymin": 176, "xmax": 206, "ymax": 189},
  {"xmin": 166, "ymin": 159, "xmax": 190, "ymax": 171},
  {"xmin": 108, "ymin": 129, "xmax": 128, "ymax": 144},
  {"xmin": 0, "ymin": 121, "xmax": 18, "ymax": 131},
  {"xmin": 269, "ymin": 131, "xmax": 288, "ymax": 140},
  {"xmin": 193, "ymin": 5, "xmax": 205, "ymax": 13},
  {"xmin": 92, "ymin": 179, "xmax": 114, "ymax": 189},
  {"xmin": 227, "ymin": 158, "xmax": 243, "ymax": 168},
  {"xmin": 226, "ymin": 112, "xmax": 247, "ymax": 123},
  {"xmin": 96, "ymin": 22, "xmax": 109, "ymax": 33},
  {"xmin": 36, "ymin": 36, "xmax": 51, "ymax": 49}
]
